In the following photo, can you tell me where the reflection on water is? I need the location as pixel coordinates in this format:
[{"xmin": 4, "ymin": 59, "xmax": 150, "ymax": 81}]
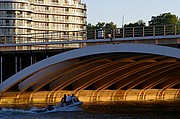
[
  {"xmin": 0, "ymin": 101, "xmax": 179, "ymax": 119},
  {"xmin": 0, "ymin": 110, "xmax": 164, "ymax": 119}
]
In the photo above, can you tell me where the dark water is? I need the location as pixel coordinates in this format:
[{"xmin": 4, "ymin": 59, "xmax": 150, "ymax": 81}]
[
  {"xmin": 0, "ymin": 109, "xmax": 179, "ymax": 119},
  {"xmin": 0, "ymin": 101, "xmax": 179, "ymax": 119}
]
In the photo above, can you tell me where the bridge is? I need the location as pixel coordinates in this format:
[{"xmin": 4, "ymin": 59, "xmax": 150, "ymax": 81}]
[{"xmin": 0, "ymin": 24, "xmax": 180, "ymax": 105}]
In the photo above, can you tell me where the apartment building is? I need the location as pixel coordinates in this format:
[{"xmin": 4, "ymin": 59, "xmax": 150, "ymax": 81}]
[{"xmin": 0, "ymin": 0, "xmax": 87, "ymax": 43}]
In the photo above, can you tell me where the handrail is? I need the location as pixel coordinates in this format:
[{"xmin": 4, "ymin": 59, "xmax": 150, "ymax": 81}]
[
  {"xmin": 0, "ymin": 35, "xmax": 179, "ymax": 52},
  {"xmin": 0, "ymin": 24, "xmax": 180, "ymax": 44}
]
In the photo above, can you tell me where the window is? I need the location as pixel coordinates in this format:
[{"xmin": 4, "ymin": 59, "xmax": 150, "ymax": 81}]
[
  {"xmin": 6, "ymin": 11, "xmax": 14, "ymax": 17},
  {"xmin": 38, "ymin": 0, "xmax": 44, "ymax": 3},
  {"xmin": 65, "ymin": 16, "xmax": 69, "ymax": 20},
  {"xmin": 65, "ymin": 24, "xmax": 69, "ymax": 27},
  {"xmin": 52, "ymin": 0, "xmax": 58, "ymax": 3},
  {"xmin": 6, "ymin": 20, "xmax": 10, "ymax": 24},
  {"xmin": 45, "ymin": 6, "xmax": 49, "ymax": 10},
  {"xmin": 65, "ymin": 8, "xmax": 69, "ymax": 12}
]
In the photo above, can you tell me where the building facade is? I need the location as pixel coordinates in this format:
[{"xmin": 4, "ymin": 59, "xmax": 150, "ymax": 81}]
[{"xmin": 0, "ymin": 0, "xmax": 87, "ymax": 43}]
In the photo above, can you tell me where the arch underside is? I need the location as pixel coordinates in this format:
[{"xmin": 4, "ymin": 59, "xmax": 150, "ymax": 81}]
[
  {"xmin": 1, "ymin": 44, "xmax": 180, "ymax": 94},
  {"xmin": 14, "ymin": 53, "xmax": 180, "ymax": 92}
]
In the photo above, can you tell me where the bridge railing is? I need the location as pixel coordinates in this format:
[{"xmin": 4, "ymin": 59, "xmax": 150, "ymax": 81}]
[
  {"xmin": 87, "ymin": 24, "xmax": 180, "ymax": 39},
  {"xmin": 0, "ymin": 24, "xmax": 180, "ymax": 44}
]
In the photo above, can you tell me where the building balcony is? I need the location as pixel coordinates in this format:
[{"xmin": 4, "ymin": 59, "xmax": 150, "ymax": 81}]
[
  {"xmin": 0, "ymin": 0, "xmax": 29, "ymax": 3},
  {"xmin": 0, "ymin": 23, "xmax": 32, "ymax": 28}
]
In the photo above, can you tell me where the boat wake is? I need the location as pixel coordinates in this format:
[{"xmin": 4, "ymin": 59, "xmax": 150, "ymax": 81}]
[
  {"xmin": 0, "ymin": 107, "xmax": 85, "ymax": 119},
  {"xmin": 0, "ymin": 106, "xmax": 83, "ymax": 114},
  {"xmin": 0, "ymin": 108, "xmax": 34, "ymax": 114}
]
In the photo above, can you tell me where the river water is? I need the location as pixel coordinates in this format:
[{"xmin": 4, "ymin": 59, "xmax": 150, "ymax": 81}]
[{"xmin": 0, "ymin": 101, "xmax": 179, "ymax": 119}]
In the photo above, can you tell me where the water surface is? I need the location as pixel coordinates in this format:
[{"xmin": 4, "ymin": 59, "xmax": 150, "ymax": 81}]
[{"xmin": 0, "ymin": 101, "xmax": 179, "ymax": 119}]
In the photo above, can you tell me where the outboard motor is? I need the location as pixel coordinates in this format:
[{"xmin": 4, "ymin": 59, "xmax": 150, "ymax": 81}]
[{"xmin": 46, "ymin": 105, "xmax": 54, "ymax": 111}]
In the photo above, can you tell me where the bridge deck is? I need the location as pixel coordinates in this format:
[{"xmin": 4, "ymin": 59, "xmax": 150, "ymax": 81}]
[{"xmin": 0, "ymin": 35, "xmax": 179, "ymax": 52}]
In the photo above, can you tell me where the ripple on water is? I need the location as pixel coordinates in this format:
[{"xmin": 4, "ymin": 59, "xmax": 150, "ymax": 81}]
[{"xmin": 0, "ymin": 101, "xmax": 179, "ymax": 119}]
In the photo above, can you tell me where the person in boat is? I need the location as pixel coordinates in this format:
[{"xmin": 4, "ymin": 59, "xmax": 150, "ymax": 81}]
[
  {"xmin": 61, "ymin": 94, "xmax": 67, "ymax": 106},
  {"xmin": 66, "ymin": 94, "xmax": 72, "ymax": 105},
  {"xmin": 71, "ymin": 94, "xmax": 79, "ymax": 103}
]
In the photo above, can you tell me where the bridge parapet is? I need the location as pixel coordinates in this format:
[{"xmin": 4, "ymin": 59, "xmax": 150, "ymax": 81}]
[
  {"xmin": 0, "ymin": 24, "xmax": 180, "ymax": 43},
  {"xmin": 87, "ymin": 24, "xmax": 180, "ymax": 39},
  {"xmin": 0, "ymin": 24, "xmax": 180, "ymax": 51}
]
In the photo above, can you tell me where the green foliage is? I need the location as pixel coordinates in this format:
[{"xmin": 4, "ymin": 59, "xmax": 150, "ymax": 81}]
[
  {"xmin": 124, "ymin": 20, "xmax": 146, "ymax": 27},
  {"xmin": 86, "ymin": 22, "xmax": 117, "ymax": 39},
  {"xmin": 86, "ymin": 12, "xmax": 180, "ymax": 38},
  {"xmin": 104, "ymin": 22, "xmax": 117, "ymax": 29},
  {"xmin": 87, "ymin": 23, "xmax": 96, "ymax": 30},
  {"xmin": 87, "ymin": 12, "xmax": 180, "ymax": 30},
  {"xmin": 96, "ymin": 22, "xmax": 106, "ymax": 29},
  {"xmin": 149, "ymin": 12, "xmax": 179, "ymax": 25},
  {"xmin": 87, "ymin": 22, "xmax": 117, "ymax": 30}
]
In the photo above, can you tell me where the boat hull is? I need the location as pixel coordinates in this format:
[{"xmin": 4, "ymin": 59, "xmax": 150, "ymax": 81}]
[{"xmin": 31, "ymin": 101, "xmax": 83, "ymax": 113}]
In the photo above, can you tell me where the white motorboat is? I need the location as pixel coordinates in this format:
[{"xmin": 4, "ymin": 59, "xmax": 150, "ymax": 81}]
[{"xmin": 31, "ymin": 97, "xmax": 83, "ymax": 113}]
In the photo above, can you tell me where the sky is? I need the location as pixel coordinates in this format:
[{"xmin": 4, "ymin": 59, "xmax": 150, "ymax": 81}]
[{"xmin": 81, "ymin": 0, "xmax": 180, "ymax": 27}]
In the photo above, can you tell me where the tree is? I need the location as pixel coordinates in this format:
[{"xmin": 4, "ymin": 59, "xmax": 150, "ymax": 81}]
[
  {"xmin": 149, "ymin": 12, "xmax": 179, "ymax": 25},
  {"xmin": 105, "ymin": 22, "xmax": 117, "ymax": 29},
  {"xmin": 87, "ymin": 23, "xmax": 96, "ymax": 30},
  {"xmin": 124, "ymin": 20, "xmax": 146, "ymax": 27},
  {"xmin": 149, "ymin": 13, "xmax": 180, "ymax": 35},
  {"xmin": 86, "ymin": 22, "xmax": 117, "ymax": 39},
  {"xmin": 87, "ymin": 22, "xmax": 117, "ymax": 30},
  {"xmin": 96, "ymin": 22, "xmax": 106, "ymax": 29}
]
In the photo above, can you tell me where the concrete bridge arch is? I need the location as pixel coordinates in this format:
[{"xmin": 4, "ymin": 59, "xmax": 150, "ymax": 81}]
[{"xmin": 0, "ymin": 43, "xmax": 180, "ymax": 95}]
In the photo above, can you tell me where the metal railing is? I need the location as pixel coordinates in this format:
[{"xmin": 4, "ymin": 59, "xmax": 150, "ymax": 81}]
[
  {"xmin": 0, "ymin": 24, "xmax": 180, "ymax": 45},
  {"xmin": 87, "ymin": 24, "xmax": 180, "ymax": 39},
  {"xmin": 0, "ymin": 31, "xmax": 87, "ymax": 44}
]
